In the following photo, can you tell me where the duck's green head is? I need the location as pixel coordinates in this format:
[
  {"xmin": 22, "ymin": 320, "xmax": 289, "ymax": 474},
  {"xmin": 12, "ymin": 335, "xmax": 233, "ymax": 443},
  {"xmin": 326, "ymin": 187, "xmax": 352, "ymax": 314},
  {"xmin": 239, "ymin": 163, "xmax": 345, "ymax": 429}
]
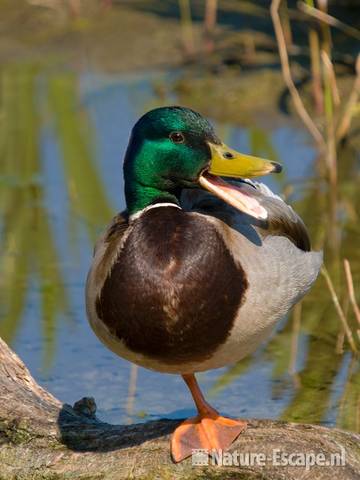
[{"xmin": 124, "ymin": 106, "xmax": 281, "ymax": 219}]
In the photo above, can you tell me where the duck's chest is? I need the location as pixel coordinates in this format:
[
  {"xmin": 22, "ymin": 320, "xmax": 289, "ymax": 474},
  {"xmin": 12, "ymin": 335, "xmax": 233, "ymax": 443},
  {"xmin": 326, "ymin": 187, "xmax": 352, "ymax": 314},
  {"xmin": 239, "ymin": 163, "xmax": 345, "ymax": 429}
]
[{"xmin": 89, "ymin": 207, "xmax": 248, "ymax": 368}]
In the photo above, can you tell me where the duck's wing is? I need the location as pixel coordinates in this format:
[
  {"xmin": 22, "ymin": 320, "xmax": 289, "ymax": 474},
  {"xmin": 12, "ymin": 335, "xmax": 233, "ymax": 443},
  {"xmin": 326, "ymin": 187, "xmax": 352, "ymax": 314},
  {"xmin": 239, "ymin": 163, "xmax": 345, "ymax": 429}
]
[
  {"xmin": 93, "ymin": 211, "xmax": 128, "ymax": 254},
  {"xmin": 244, "ymin": 180, "xmax": 311, "ymax": 252},
  {"xmin": 181, "ymin": 179, "xmax": 311, "ymax": 252},
  {"xmin": 182, "ymin": 182, "xmax": 322, "ymax": 363},
  {"xmin": 90, "ymin": 211, "xmax": 129, "ymax": 297}
]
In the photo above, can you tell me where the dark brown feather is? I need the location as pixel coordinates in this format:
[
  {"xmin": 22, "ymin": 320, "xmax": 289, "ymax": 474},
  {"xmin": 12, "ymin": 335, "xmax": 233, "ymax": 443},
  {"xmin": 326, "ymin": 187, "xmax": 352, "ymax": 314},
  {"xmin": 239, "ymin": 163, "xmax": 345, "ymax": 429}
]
[
  {"xmin": 260, "ymin": 198, "xmax": 311, "ymax": 252},
  {"xmin": 96, "ymin": 207, "xmax": 248, "ymax": 364}
]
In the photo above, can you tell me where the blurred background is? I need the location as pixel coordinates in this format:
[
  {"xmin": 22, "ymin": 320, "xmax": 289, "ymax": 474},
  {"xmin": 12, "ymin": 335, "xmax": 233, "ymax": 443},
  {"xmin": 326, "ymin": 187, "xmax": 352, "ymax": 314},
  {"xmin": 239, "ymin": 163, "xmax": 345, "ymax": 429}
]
[{"xmin": 0, "ymin": 0, "xmax": 359, "ymax": 431}]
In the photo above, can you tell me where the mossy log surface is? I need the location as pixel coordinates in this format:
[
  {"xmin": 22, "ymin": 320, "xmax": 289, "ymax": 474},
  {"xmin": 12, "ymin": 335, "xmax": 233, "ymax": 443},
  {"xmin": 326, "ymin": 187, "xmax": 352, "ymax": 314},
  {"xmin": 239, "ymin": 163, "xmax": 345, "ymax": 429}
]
[{"xmin": 0, "ymin": 337, "xmax": 359, "ymax": 479}]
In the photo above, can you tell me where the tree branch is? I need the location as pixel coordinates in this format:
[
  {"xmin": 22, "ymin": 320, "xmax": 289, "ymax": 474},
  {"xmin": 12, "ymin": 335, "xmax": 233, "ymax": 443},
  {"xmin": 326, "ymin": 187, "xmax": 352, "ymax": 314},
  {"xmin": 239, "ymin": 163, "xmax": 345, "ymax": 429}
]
[{"xmin": 0, "ymin": 336, "xmax": 359, "ymax": 479}]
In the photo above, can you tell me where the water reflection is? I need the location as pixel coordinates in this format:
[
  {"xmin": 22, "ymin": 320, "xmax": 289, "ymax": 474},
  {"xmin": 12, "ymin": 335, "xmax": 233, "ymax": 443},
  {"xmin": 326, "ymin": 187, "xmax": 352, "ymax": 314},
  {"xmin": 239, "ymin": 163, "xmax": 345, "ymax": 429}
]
[
  {"xmin": 0, "ymin": 65, "xmax": 114, "ymax": 364},
  {"xmin": 0, "ymin": 63, "xmax": 359, "ymax": 432},
  {"xmin": 0, "ymin": 65, "xmax": 68, "ymax": 366}
]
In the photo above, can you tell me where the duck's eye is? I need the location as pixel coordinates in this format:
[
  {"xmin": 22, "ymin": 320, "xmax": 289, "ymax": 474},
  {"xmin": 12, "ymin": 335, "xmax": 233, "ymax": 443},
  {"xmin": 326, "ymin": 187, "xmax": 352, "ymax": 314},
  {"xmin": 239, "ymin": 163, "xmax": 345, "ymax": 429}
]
[{"xmin": 169, "ymin": 131, "xmax": 185, "ymax": 144}]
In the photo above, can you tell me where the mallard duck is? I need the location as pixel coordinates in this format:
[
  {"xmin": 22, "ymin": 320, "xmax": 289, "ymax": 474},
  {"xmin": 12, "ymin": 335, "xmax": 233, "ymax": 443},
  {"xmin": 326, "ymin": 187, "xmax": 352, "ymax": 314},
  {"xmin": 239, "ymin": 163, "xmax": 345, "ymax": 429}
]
[{"xmin": 86, "ymin": 106, "xmax": 322, "ymax": 462}]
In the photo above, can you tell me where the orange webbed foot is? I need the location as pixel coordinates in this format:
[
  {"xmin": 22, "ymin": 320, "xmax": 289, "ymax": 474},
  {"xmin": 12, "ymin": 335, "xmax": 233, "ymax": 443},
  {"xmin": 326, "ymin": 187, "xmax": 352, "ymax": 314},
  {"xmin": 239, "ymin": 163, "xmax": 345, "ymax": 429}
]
[{"xmin": 171, "ymin": 410, "xmax": 247, "ymax": 463}]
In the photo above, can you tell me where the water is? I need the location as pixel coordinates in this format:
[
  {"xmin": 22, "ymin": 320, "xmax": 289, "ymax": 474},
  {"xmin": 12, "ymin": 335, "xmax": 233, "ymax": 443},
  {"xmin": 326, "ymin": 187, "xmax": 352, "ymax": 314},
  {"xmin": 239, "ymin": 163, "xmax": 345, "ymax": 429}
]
[{"xmin": 0, "ymin": 65, "xmax": 359, "ymax": 431}]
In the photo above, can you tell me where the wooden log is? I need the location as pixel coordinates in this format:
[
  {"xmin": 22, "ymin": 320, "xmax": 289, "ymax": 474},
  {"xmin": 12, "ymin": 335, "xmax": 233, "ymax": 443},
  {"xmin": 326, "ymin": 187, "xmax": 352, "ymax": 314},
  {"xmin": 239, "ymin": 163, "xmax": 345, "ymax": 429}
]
[{"xmin": 0, "ymin": 336, "xmax": 359, "ymax": 479}]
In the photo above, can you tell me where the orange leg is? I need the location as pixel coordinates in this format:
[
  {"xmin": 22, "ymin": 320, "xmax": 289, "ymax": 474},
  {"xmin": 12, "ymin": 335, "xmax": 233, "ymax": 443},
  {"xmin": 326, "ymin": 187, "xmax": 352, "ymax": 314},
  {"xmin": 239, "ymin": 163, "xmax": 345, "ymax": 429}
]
[{"xmin": 171, "ymin": 374, "xmax": 247, "ymax": 462}]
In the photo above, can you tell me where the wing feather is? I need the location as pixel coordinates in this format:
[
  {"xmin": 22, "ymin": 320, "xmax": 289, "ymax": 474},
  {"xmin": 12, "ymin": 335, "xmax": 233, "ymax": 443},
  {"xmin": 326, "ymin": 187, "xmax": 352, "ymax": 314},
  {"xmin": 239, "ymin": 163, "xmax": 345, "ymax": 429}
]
[
  {"xmin": 90, "ymin": 211, "xmax": 129, "ymax": 295},
  {"xmin": 181, "ymin": 180, "xmax": 311, "ymax": 252}
]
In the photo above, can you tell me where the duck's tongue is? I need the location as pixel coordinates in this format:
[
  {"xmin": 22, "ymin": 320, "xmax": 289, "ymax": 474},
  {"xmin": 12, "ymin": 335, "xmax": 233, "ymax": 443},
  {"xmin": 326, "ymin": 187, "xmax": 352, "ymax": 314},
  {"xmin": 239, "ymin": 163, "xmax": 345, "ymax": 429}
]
[{"xmin": 199, "ymin": 173, "xmax": 267, "ymax": 220}]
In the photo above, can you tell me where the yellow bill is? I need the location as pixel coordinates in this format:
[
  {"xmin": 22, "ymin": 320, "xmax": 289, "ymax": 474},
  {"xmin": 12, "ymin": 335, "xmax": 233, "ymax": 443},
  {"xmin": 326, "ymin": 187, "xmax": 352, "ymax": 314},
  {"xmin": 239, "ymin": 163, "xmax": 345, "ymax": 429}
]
[
  {"xmin": 198, "ymin": 142, "xmax": 282, "ymax": 220},
  {"xmin": 208, "ymin": 142, "xmax": 282, "ymax": 178}
]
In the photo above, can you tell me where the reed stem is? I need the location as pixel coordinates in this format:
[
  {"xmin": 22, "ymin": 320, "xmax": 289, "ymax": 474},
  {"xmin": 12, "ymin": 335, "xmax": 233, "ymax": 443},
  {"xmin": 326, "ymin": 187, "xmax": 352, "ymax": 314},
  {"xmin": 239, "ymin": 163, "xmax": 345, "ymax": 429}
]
[
  {"xmin": 321, "ymin": 267, "xmax": 358, "ymax": 354},
  {"xmin": 271, "ymin": 0, "xmax": 325, "ymax": 150}
]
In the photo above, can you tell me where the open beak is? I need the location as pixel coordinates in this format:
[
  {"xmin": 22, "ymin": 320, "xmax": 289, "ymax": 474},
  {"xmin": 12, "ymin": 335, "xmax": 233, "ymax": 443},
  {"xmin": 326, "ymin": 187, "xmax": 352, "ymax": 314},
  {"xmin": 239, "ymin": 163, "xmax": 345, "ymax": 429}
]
[{"xmin": 199, "ymin": 142, "xmax": 282, "ymax": 220}]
